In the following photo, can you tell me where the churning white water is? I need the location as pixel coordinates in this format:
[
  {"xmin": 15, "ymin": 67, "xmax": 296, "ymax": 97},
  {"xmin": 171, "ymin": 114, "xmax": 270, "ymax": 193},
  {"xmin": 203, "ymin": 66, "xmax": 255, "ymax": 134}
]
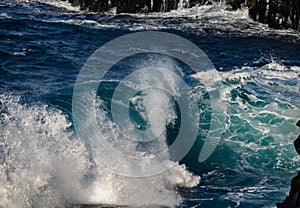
[{"xmin": 0, "ymin": 55, "xmax": 201, "ymax": 208}]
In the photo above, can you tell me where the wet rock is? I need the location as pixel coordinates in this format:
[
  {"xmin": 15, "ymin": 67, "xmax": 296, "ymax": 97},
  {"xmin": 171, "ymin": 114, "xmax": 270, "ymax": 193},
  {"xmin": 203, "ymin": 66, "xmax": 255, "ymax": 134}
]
[
  {"xmin": 295, "ymin": 121, "xmax": 300, "ymax": 155},
  {"xmin": 65, "ymin": 1, "xmax": 300, "ymax": 29},
  {"xmin": 68, "ymin": 0, "xmax": 179, "ymax": 13},
  {"xmin": 278, "ymin": 120, "xmax": 300, "ymax": 208},
  {"xmin": 67, "ymin": 0, "xmax": 246, "ymax": 13},
  {"xmin": 294, "ymin": 134, "xmax": 300, "ymax": 155},
  {"xmin": 247, "ymin": 0, "xmax": 300, "ymax": 30}
]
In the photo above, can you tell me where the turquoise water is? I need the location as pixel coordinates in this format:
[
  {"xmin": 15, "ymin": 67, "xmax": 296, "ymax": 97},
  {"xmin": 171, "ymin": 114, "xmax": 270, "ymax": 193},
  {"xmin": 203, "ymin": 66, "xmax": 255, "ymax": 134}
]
[{"xmin": 0, "ymin": 1, "xmax": 299, "ymax": 207}]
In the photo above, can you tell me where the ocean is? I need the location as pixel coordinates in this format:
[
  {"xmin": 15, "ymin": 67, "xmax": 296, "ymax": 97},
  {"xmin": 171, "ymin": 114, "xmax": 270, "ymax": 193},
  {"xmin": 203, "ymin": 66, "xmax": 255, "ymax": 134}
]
[{"xmin": 0, "ymin": 0, "xmax": 300, "ymax": 207}]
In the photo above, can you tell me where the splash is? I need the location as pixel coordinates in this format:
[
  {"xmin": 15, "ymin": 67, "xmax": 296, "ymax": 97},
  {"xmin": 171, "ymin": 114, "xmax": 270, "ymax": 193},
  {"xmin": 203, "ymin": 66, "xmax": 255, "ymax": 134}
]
[
  {"xmin": 199, "ymin": 59, "xmax": 300, "ymax": 174},
  {"xmin": 0, "ymin": 89, "xmax": 200, "ymax": 207}
]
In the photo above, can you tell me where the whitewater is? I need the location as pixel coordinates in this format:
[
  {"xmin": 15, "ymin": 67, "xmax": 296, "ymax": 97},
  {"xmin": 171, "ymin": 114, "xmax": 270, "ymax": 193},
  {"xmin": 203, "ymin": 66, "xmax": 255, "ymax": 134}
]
[{"xmin": 0, "ymin": 0, "xmax": 299, "ymax": 207}]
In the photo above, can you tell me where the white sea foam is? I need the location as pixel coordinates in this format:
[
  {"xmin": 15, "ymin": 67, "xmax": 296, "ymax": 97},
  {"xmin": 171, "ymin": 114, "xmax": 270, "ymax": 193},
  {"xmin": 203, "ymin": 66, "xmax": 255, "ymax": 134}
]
[
  {"xmin": 16, "ymin": 0, "xmax": 80, "ymax": 11},
  {"xmin": 29, "ymin": 0, "xmax": 300, "ymax": 40},
  {"xmin": 13, "ymin": 49, "xmax": 27, "ymax": 56},
  {"xmin": 40, "ymin": 0, "xmax": 80, "ymax": 11},
  {"xmin": 0, "ymin": 55, "xmax": 202, "ymax": 208},
  {"xmin": 0, "ymin": 82, "xmax": 200, "ymax": 208},
  {"xmin": 220, "ymin": 60, "xmax": 300, "ymax": 172},
  {"xmin": 0, "ymin": 12, "xmax": 12, "ymax": 19}
]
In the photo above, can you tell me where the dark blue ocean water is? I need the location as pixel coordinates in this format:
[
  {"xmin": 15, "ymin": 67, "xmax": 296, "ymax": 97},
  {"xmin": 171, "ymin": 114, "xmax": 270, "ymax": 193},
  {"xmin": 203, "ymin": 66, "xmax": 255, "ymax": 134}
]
[{"xmin": 0, "ymin": 1, "xmax": 300, "ymax": 208}]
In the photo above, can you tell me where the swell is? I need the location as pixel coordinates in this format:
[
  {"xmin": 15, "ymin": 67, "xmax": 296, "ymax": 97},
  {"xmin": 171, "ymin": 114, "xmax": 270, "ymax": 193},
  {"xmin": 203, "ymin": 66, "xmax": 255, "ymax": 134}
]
[
  {"xmin": 0, "ymin": 1, "xmax": 299, "ymax": 207},
  {"xmin": 0, "ymin": 58, "xmax": 299, "ymax": 208},
  {"xmin": 0, "ymin": 92, "xmax": 201, "ymax": 208}
]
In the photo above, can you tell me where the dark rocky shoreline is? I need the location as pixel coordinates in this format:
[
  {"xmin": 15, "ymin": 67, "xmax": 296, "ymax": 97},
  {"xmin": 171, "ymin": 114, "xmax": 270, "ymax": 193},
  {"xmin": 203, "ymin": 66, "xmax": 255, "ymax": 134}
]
[
  {"xmin": 277, "ymin": 120, "xmax": 300, "ymax": 208},
  {"xmin": 64, "ymin": 0, "xmax": 300, "ymax": 31},
  {"xmin": 247, "ymin": 0, "xmax": 300, "ymax": 31}
]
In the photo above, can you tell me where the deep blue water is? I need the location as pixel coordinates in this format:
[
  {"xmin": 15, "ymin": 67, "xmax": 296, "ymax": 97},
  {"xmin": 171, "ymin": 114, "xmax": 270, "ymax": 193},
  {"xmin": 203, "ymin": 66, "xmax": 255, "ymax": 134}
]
[{"xmin": 0, "ymin": 1, "xmax": 300, "ymax": 208}]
